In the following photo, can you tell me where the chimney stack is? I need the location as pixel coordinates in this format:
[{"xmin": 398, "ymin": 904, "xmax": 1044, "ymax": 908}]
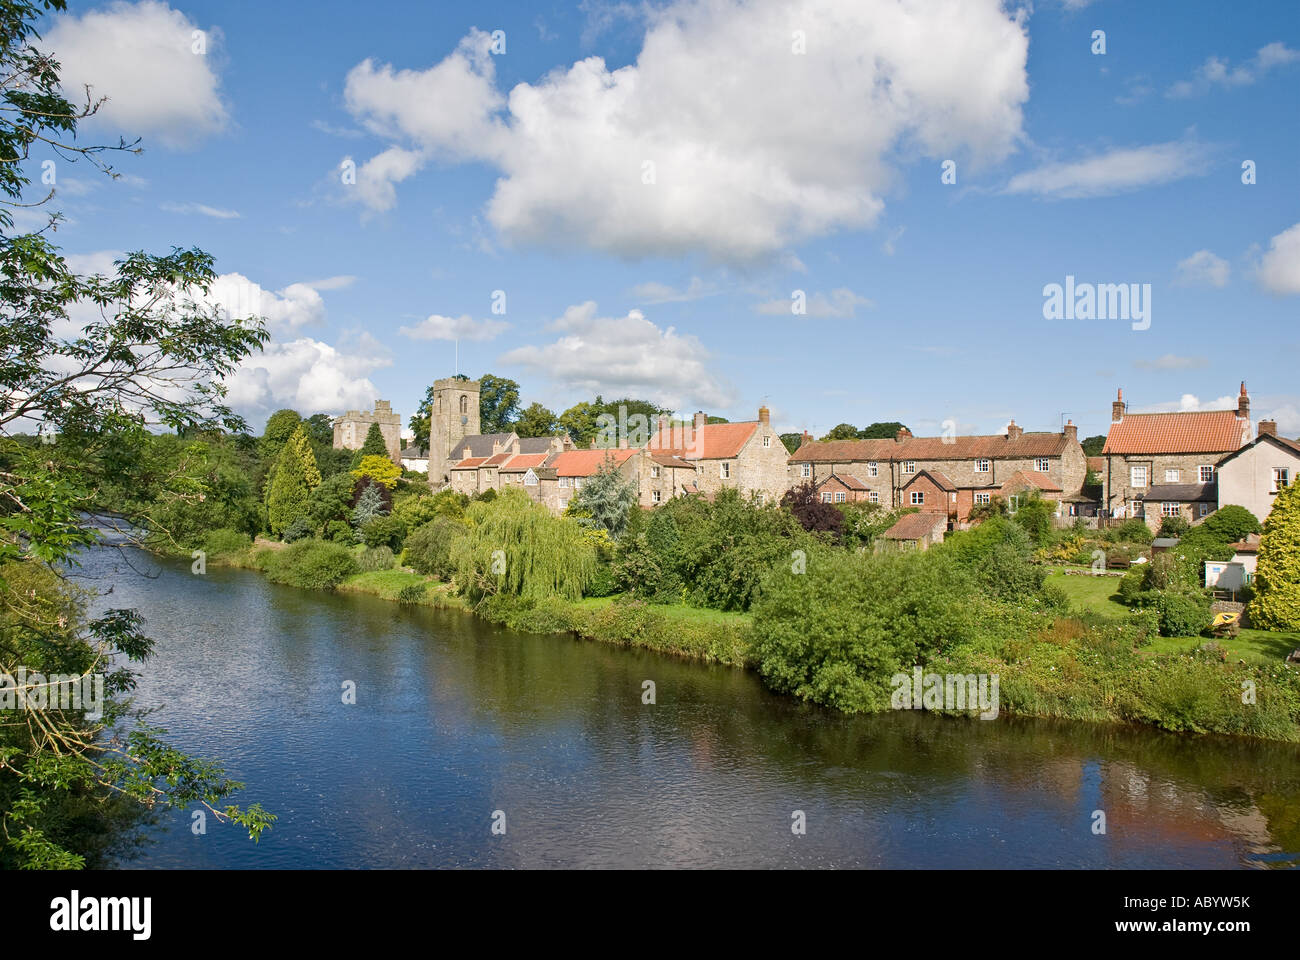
[
  {"xmin": 895, "ymin": 427, "xmax": 912, "ymax": 443},
  {"xmin": 694, "ymin": 411, "xmax": 707, "ymax": 432},
  {"xmin": 1259, "ymin": 419, "xmax": 1277, "ymax": 438},
  {"xmin": 1006, "ymin": 419, "xmax": 1023, "ymax": 440},
  {"xmin": 758, "ymin": 404, "xmax": 770, "ymax": 426},
  {"xmin": 1112, "ymin": 388, "xmax": 1126, "ymax": 423},
  {"xmin": 1063, "ymin": 420, "xmax": 1078, "ymax": 443},
  {"xmin": 1238, "ymin": 382, "xmax": 1250, "ymax": 421}
]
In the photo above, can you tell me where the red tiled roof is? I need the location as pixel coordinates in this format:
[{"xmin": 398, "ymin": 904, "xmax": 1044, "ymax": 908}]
[
  {"xmin": 498, "ymin": 453, "xmax": 549, "ymax": 472},
  {"xmin": 789, "ymin": 432, "xmax": 1068, "ymax": 463},
  {"xmin": 884, "ymin": 512, "xmax": 947, "ymax": 540},
  {"xmin": 1101, "ymin": 410, "xmax": 1250, "ymax": 455},
  {"xmin": 902, "ymin": 469, "xmax": 957, "ymax": 492},
  {"xmin": 451, "ymin": 456, "xmax": 488, "ymax": 469},
  {"xmin": 647, "ymin": 421, "xmax": 758, "ymax": 460},
  {"xmin": 483, "ymin": 452, "xmax": 510, "ymax": 466},
  {"xmin": 1000, "ymin": 470, "xmax": 1063, "ymax": 494},
  {"xmin": 1086, "ymin": 456, "xmax": 1105, "ymax": 473},
  {"xmin": 817, "ymin": 473, "xmax": 869, "ymax": 491},
  {"xmin": 547, "ymin": 448, "xmax": 636, "ymax": 477}
]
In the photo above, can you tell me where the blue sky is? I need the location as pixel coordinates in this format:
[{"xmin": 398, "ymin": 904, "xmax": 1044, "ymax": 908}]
[{"xmin": 32, "ymin": 0, "xmax": 1300, "ymax": 443}]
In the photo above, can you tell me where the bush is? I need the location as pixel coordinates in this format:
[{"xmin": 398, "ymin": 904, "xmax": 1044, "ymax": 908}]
[
  {"xmin": 325, "ymin": 519, "xmax": 355, "ymax": 544},
  {"xmin": 203, "ymin": 528, "xmax": 252, "ymax": 559},
  {"xmin": 403, "ymin": 517, "xmax": 465, "ymax": 580},
  {"xmin": 1158, "ymin": 515, "xmax": 1190, "ymax": 539},
  {"xmin": 260, "ymin": 539, "xmax": 359, "ymax": 589},
  {"xmin": 1154, "ymin": 589, "xmax": 1210, "ymax": 637},
  {"xmin": 282, "ymin": 514, "xmax": 314, "ymax": 543},
  {"xmin": 397, "ymin": 582, "xmax": 427, "ymax": 605},
  {"xmin": 584, "ymin": 561, "xmax": 620, "ymax": 598},
  {"xmin": 1117, "ymin": 566, "xmax": 1148, "ymax": 606},
  {"xmin": 1106, "ymin": 519, "xmax": 1153, "ymax": 544},
  {"xmin": 360, "ymin": 514, "xmax": 404, "ymax": 551},
  {"xmin": 357, "ymin": 545, "xmax": 396, "ymax": 572}
]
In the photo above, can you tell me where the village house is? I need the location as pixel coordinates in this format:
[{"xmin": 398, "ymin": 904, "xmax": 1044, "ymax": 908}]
[
  {"xmin": 644, "ymin": 406, "xmax": 791, "ymax": 504},
  {"xmin": 532, "ymin": 448, "xmax": 639, "ymax": 512},
  {"xmin": 333, "ymin": 399, "xmax": 402, "ymax": 463},
  {"xmin": 448, "ymin": 434, "xmax": 572, "ymax": 497},
  {"xmin": 1204, "ymin": 534, "xmax": 1261, "ymax": 595},
  {"xmin": 1212, "ymin": 420, "xmax": 1300, "ymax": 522},
  {"xmin": 399, "ymin": 446, "xmax": 428, "ymax": 473},
  {"xmin": 879, "ymin": 511, "xmax": 948, "ymax": 551},
  {"xmin": 1100, "ymin": 384, "xmax": 1254, "ymax": 527},
  {"xmin": 788, "ymin": 420, "xmax": 1088, "ymax": 525}
]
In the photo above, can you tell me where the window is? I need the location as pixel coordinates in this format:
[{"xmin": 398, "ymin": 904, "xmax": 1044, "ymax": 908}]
[
  {"xmin": 910, "ymin": 491, "xmax": 925, "ymax": 505},
  {"xmin": 650, "ymin": 465, "xmax": 660, "ymax": 478},
  {"xmin": 720, "ymin": 462, "xmax": 730, "ymax": 479},
  {"xmin": 762, "ymin": 436, "xmax": 771, "ymax": 448},
  {"xmin": 1164, "ymin": 469, "xmax": 1180, "ymax": 483},
  {"xmin": 974, "ymin": 492, "xmax": 991, "ymax": 505},
  {"xmin": 1199, "ymin": 502, "xmax": 1209, "ymax": 517},
  {"xmin": 574, "ymin": 478, "xmax": 583, "ymax": 489},
  {"xmin": 559, "ymin": 477, "xmax": 571, "ymax": 488},
  {"xmin": 524, "ymin": 470, "xmax": 537, "ymax": 487},
  {"xmin": 459, "ymin": 395, "xmax": 468, "ymax": 414},
  {"xmin": 868, "ymin": 491, "xmax": 880, "ymax": 504},
  {"xmin": 1128, "ymin": 499, "xmax": 1143, "ymax": 518},
  {"xmin": 834, "ymin": 492, "xmax": 846, "ymax": 503},
  {"xmin": 1162, "ymin": 502, "xmax": 1180, "ymax": 518},
  {"xmin": 800, "ymin": 463, "xmax": 811, "ymax": 478},
  {"xmin": 1035, "ymin": 458, "xmax": 1050, "ymax": 473},
  {"xmin": 975, "ymin": 459, "xmax": 990, "ymax": 473},
  {"xmin": 1130, "ymin": 465, "xmax": 1147, "ymax": 488},
  {"xmin": 1007, "ymin": 495, "xmax": 1019, "ymax": 513},
  {"xmin": 903, "ymin": 461, "xmax": 916, "ymax": 474},
  {"xmin": 1199, "ymin": 465, "xmax": 1214, "ymax": 483},
  {"xmin": 868, "ymin": 461, "xmax": 879, "ymax": 477},
  {"xmin": 652, "ymin": 490, "xmax": 662, "ymax": 504},
  {"xmin": 821, "ymin": 492, "xmax": 833, "ymax": 504},
  {"xmin": 1272, "ymin": 468, "xmax": 1290, "ymax": 493}
]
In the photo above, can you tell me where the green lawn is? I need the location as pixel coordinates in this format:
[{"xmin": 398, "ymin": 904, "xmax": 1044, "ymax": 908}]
[
  {"xmin": 1045, "ymin": 568, "xmax": 1300, "ymax": 665},
  {"xmin": 570, "ymin": 595, "xmax": 751, "ymax": 627},
  {"xmin": 1046, "ymin": 569, "xmax": 1130, "ymax": 618}
]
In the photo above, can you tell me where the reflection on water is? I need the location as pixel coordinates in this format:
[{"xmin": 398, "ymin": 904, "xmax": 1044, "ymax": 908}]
[{"xmin": 77, "ymin": 547, "xmax": 1300, "ymax": 869}]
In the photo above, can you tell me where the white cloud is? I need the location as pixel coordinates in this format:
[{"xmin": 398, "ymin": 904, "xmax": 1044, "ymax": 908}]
[
  {"xmin": 1133, "ymin": 354, "xmax": 1208, "ymax": 371},
  {"xmin": 499, "ymin": 301, "xmax": 733, "ymax": 409},
  {"xmin": 160, "ymin": 201, "xmax": 240, "ymax": 219},
  {"xmin": 1005, "ymin": 138, "xmax": 1209, "ymax": 199},
  {"xmin": 344, "ymin": 147, "xmax": 425, "ymax": 214},
  {"xmin": 1174, "ymin": 250, "xmax": 1229, "ymax": 288},
  {"xmin": 47, "ymin": 1, "xmax": 230, "ymax": 149},
  {"xmin": 1134, "ymin": 394, "xmax": 1236, "ymax": 414},
  {"xmin": 1168, "ymin": 42, "xmax": 1300, "ymax": 98},
  {"xmin": 1256, "ymin": 221, "xmax": 1300, "ymax": 295},
  {"xmin": 341, "ymin": 0, "xmax": 1030, "ymax": 262},
  {"xmin": 300, "ymin": 275, "xmax": 357, "ymax": 291},
  {"xmin": 1259, "ymin": 401, "xmax": 1300, "ymax": 438},
  {"xmin": 630, "ymin": 277, "xmax": 719, "ymax": 304},
  {"xmin": 225, "ymin": 335, "xmax": 391, "ymax": 425},
  {"xmin": 398, "ymin": 314, "xmax": 509, "ymax": 342},
  {"xmin": 204, "ymin": 273, "xmax": 327, "ymax": 337},
  {"xmin": 754, "ymin": 287, "xmax": 872, "ymax": 317}
]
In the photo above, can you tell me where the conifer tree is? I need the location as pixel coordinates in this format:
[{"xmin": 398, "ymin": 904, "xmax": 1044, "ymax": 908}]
[
  {"xmin": 1249, "ymin": 480, "xmax": 1300, "ymax": 630},
  {"xmin": 354, "ymin": 422, "xmax": 389, "ymax": 464},
  {"xmin": 352, "ymin": 481, "xmax": 389, "ymax": 527},
  {"xmin": 266, "ymin": 424, "xmax": 321, "ymax": 535}
]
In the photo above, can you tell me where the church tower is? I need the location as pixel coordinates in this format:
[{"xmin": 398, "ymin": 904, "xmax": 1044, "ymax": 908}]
[{"xmin": 428, "ymin": 377, "xmax": 481, "ymax": 484}]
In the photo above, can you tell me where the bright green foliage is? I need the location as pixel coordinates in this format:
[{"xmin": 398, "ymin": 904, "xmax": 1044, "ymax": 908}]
[
  {"xmin": 450, "ymin": 490, "xmax": 596, "ymax": 603},
  {"xmin": 351, "ymin": 454, "xmax": 400, "ymax": 489},
  {"xmin": 360, "ymin": 514, "xmax": 404, "ymax": 550},
  {"xmin": 391, "ymin": 489, "xmax": 464, "ymax": 534},
  {"xmin": 266, "ymin": 425, "xmax": 321, "ymax": 536},
  {"xmin": 1008, "ymin": 490, "xmax": 1057, "ymax": 546},
  {"xmin": 308, "ymin": 472, "xmax": 357, "ymax": 528},
  {"xmin": 515, "ymin": 402, "xmax": 559, "ymax": 438},
  {"xmin": 1250, "ymin": 481, "xmax": 1300, "ymax": 630},
  {"xmin": 750, "ymin": 547, "xmax": 979, "ymax": 712},
  {"xmin": 571, "ymin": 459, "xmax": 639, "ymax": 538},
  {"xmin": 479, "ymin": 373, "xmax": 522, "ymax": 433},
  {"xmin": 262, "ymin": 409, "xmax": 302, "ymax": 447},
  {"xmin": 255, "ymin": 539, "xmax": 359, "ymax": 589}
]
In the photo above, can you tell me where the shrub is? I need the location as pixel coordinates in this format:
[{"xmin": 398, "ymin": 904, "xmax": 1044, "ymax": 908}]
[
  {"xmin": 1117, "ymin": 566, "xmax": 1148, "ymax": 606},
  {"xmin": 282, "ymin": 514, "xmax": 314, "ymax": 543},
  {"xmin": 360, "ymin": 514, "xmax": 404, "ymax": 551},
  {"xmin": 584, "ymin": 561, "xmax": 620, "ymax": 598},
  {"xmin": 1158, "ymin": 515, "xmax": 1190, "ymax": 539},
  {"xmin": 325, "ymin": 519, "xmax": 355, "ymax": 544},
  {"xmin": 357, "ymin": 545, "xmax": 396, "ymax": 572},
  {"xmin": 397, "ymin": 582, "xmax": 427, "ymax": 605},
  {"xmin": 1106, "ymin": 518, "xmax": 1153, "ymax": 544},
  {"xmin": 260, "ymin": 538, "xmax": 359, "ymax": 589},
  {"xmin": 203, "ymin": 528, "xmax": 252, "ymax": 559},
  {"xmin": 1154, "ymin": 589, "xmax": 1210, "ymax": 637},
  {"xmin": 403, "ymin": 517, "xmax": 465, "ymax": 580}
]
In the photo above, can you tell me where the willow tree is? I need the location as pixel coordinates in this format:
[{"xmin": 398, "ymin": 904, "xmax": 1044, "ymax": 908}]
[
  {"xmin": 1249, "ymin": 480, "xmax": 1300, "ymax": 630},
  {"xmin": 450, "ymin": 489, "xmax": 597, "ymax": 603}
]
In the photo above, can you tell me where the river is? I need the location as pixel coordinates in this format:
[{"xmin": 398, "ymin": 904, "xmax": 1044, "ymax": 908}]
[{"xmin": 79, "ymin": 546, "xmax": 1300, "ymax": 869}]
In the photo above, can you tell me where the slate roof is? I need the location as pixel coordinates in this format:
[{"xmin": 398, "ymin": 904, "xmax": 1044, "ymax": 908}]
[
  {"xmin": 1102, "ymin": 411, "xmax": 1249, "ymax": 455},
  {"xmin": 452, "ymin": 433, "xmax": 518, "ymax": 459},
  {"xmin": 1137, "ymin": 482, "xmax": 1217, "ymax": 502}
]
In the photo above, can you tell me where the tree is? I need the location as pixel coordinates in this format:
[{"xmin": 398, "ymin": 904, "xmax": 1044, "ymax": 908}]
[
  {"xmin": 779, "ymin": 433, "xmax": 802, "ymax": 454},
  {"xmin": 302, "ymin": 413, "xmax": 334, "ymax": 446},
  {"xmin": 354, "ymin": 422, "xmax": 388, "ymax": 462},
  {"xmin": 558, "ymin": 400, "xmax": 601, "ymax": 447},
  {"xmin": 409, "ymin": 385, "xmax": 435, "ymax": 453},
  {"xmin": 479, "ymin": 373, "xmax": 521, "ymax": 433},
  {"xmin": 781, "ymin": 480, "xmax": 845, "ymax": 537},
  {"xmin": 571, "ymin": 459, "xmax": 639, "ymax": 538},
  {"xmin": 1081, "ymin": 435, "xmax": 1107, "ymax": 457},
  {"xmin": 859, "ymin": 422, "xmax": 908, "ymax": 439},
  {"xmin": 266, "ymin": 425, "xmax": 321, "ymax": 535},
  {"xmin": 820, "ymin": 423, "xmax": 859, "ymax": 441},
  {"xmin": 262, "ymin": 409, "xmax": 302, "ymax": 446},
  {"xmin": 352, "ymin": 481, "xmax": 389, "ymax": 527},
  {"xmin": 0, "ymin": 0, "xmax": 272, "ymax": 868},
  {"xmin": 352, "ymin": 453, "xmax": 401, "ymax": 489},
  {"xmin": 1249, "ymin": 482, "xmax": 1300, "ymax": 630},
  {"xmin": 515, "ymin": 402, "xmax": 559, "ymax": 438}
]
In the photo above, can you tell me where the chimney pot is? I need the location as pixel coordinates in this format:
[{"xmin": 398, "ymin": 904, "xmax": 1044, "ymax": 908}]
[
  {"xmin": 1063, "ymin": 420, "xmax": 1078, "ymax": 443},
  {"xmin": 1238, "ymin": 382, "xmax": 1251, "ymax": 420},
  {"xmin": 1112, "ymin": 389, "xmax": 1126, "ymax": 423},
  {"xmin": 758, "ymin": 405, "xmax": 770, "ymax": 426}
]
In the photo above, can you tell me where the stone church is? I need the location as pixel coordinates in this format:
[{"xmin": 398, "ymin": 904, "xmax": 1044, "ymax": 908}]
[
  {"xmin": 427, "ymin": 377, "xmax": 483, "ymax": 484},
  {"xmin": 333, "ymin": 399, "xmax": 402, "ymax": 463}
]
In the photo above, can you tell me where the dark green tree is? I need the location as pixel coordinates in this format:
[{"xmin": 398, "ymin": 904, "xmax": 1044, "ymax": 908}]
[
  {"xmin": 571, "ymin": 458, "xmax": 640, "ymax": 538},
  {"xmin": 1081, "ymin": 435, "xmax": 1107, "ymax": 457},
  {"xmin": 479, "ymin": 373, "xmax": 521, "ymax": 433},
  {"xmin": 858, "ymin": 422, "xmax": 909, "ymax": 439},
  {"xmin": 515, "ymin": 401, "xmax": 559, "ymax": 437},
  {"xmin": 266, "ymin": 424, "xmax": 320, "ymax": 535},
  {"xmin": 356, "ymin": 422, "xmax": 388, "ymax": 460}
]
